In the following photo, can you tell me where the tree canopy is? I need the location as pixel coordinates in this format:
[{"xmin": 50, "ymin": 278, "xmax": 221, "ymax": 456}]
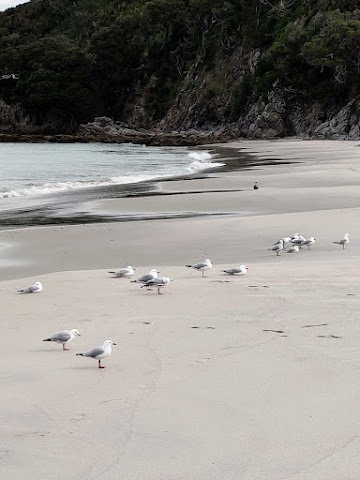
[{"xmin": 0, "ymin": 0, "xmax": 359, "ymax": 131}]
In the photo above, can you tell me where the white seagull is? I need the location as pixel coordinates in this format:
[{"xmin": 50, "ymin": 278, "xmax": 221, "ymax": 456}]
[
  {"xmin": 334, "ymin": 233, "xmax": 350, "ymax": 249},
  {"xmin": 141, "ymin": 276, "xmax": 171, "ymax": 294},
  {"xmin": 302, "ymin": 237, "xmax": 316, "ymax": 249},
  {"xmin": 18, "ymin": 281, "xmax": 43, "ymax": 294},
  {"xmin": 108, "ymin": 266, "xmax": 136, "ymax": 277},
  {"xmin": 131, "ymin": 268, "xmax": 159, "ymax": 286},
  {"xmin": 269, "ymin": 240, "xmax": 284, "ymax": 256},
  {"xmin": 186, "ymin": 258, "xmax": 213, "ymax": 278},
  {"xmin": 43, "ymin": 328, "xmax": 81, "ymax": 351},
  {"xmin": 222, "ymin": 265, "xmax": 248, "ymax": 275},
  {"xmin": 76, "ymin": 340, "xmax": 116, "ymax": 369}
]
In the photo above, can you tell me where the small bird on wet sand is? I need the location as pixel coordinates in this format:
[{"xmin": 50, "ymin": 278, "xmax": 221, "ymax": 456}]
[
  {"xmin": 186, "ymin": 259, "xmax": 213, "ymax": 278},
  {"xmin": 76, "ymin": 340, "xmax": 116, "ymax": 369},
  {"xmin": 253, "ymin": 182, "xmax": 259, "ymax": 190},
  {"xmin": 268, "ymin": 240, "xmax": 284, "ymax": 256},
  {"xmin": 141, "ymin": 276, "xmax": 171, "ymax": 294},
  {"xmin": 334, "ymin": 233, "xmax": 350, "ymax": 249},
  {"xmin": 43, "ymin": 329, "xmax": 81, "ymax": 351},
  {"xmin": 18, "ymin": 281, "xmax": 43, "ymax": 294},
  {"xmin": 108, "ymin": 266, "xmax": 136, "ymax": 277},
  {"xmin": 222, "ymin": 265, "xmax": 248, "ymax": 275}
]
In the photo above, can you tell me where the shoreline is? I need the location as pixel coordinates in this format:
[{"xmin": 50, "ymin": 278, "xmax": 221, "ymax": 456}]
[
  {"xmin": 0, "ymin": 143, "xmax": 276, "ymax": 229},
  {"xmin": 0, "ymin": 139, "xmax": 360, "ymax": 280}
]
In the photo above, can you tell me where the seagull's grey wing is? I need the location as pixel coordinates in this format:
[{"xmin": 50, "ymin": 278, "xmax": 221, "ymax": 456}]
[
  {"xmin": 117, "ymin": 269, "xmax": 129, "ymax": 276},
  {"xmin": 19, "ymin": 285, "xmax": 35, "ymax": 293},
  {"xmin": 192, "ymin": 262, "xmax": 207, "ymax": 269},
  {"xmin": 28, "ymin": 284, "xmax": 40, "ymax": 292},
  {"xmin": 137, "ymin": 273, "xmax": 153, "ymax": 282},
  {"xmin": 224, "ymin": 268, "xmax": 240, "ymax": 275},
  {"xmin": 50, "ymin": 331, "xmax": 71, "ymax": 342},
  {"xmin": 83, "ymin": 346, "xmax": 104, "ymax": 358}
]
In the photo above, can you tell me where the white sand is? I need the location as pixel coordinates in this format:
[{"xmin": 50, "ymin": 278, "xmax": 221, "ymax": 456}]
[{"xmin": 1, "ymin": 140, "xmax": 360, "ymax": 479}]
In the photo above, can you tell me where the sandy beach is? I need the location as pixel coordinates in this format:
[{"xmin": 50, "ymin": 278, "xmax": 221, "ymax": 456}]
[{"xmin": 1, "ymin": 139, "xmax": 360, "ymax": 479}]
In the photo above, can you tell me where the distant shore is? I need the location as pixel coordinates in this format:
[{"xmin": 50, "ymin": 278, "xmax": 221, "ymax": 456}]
[{"xmin": 0, "ymin": 127, "xmax": 233, "ymax": 146}]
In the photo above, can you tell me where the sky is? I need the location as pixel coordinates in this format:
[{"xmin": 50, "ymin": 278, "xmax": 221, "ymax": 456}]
[{"xmin": 0, "ymin": 0, "xmax": 29, "ymax": 10}]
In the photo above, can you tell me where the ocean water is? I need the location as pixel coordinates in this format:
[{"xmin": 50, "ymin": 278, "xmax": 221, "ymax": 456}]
[{"xmin": 0, "ymin": 143, "xmax": 224, "ymax": 199}]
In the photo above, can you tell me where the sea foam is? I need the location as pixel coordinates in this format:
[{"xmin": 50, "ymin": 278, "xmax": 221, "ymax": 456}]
[{"xmin": 0, "ymin": 149, "xmax": 224, "ymax": 198}]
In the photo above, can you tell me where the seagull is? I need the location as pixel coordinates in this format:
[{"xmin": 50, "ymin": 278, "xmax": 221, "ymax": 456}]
[
  {"xmin": 76, "ymin": 340, "xmax": 116, "ymax": 369},
  {"xmin": 18, "ymin": 281, "xmax": 43, "ymax": 294},
  {"xmin": 108, "ymin": 266, "xmax": 136, "ymax": 277},
  {"xmin": 186, "ymin": 258, "xmax": 213, "ymax": 278},
  {"xmin": 131, "ymin": 269, "xmax": 159, "ymax": 287},
  {"xmin": 222, "ymin": 265, "xmax": 248, "ymax": 275},
  {"xmin": 290, "ymin": 234, "xmax": 306, "ymax": 247},
  {"xmin": 141, "ymin": 276, "xmax": 171, "ymax": 294},
  {"xmin": 334, "ymin": 233, "xmax": 350, "ymax": 249},
  {"xmin": 269, "ymin": 240, "xmax": 284, "ymax": 256},
  {"xmin": 43, "ymin": 329, "xmax": 81, "ymax": 351},
  {"xmin": 302, "ymin": 237, "xmax": 316, "ymax": 249},
  {"xmin": 286, "ymin": 245, "xmax": 300, "ymax": 253}
]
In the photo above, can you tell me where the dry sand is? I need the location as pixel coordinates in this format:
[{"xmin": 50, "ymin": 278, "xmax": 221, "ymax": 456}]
[{"xmin": 1, "ymin": 140, "xmax": 360, "ymax": 479}]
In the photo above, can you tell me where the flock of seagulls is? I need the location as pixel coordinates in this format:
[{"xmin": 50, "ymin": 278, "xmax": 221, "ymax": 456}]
[
  {"xmin": 17, "ymin": 231, "xmax": 350, "ymax": 368},
  {"xmin": 268, "ymin": 232, "xmax": 350, "ymax": 256}
]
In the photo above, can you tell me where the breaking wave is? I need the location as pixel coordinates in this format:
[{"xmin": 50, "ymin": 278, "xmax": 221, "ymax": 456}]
[{"xmin": 0, "ymin": 150, "xmax": 225, "ymax": 198}]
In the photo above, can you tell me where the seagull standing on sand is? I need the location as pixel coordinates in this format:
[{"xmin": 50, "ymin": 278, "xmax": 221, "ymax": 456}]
[
  {"xmin": 76, "ymin": 340, "xmax": 116, "ymax": 369},
  {"xmin": 141, "ymin": 276, "xmax": 171, "ymax": 294},
  {"xmin": 186, "ymin": 258, "xmax": 213, "ymax": 278},
  {"xmin": 43, "ymin": 329, "xmax": 81, "ymax": 350},
  {"xmin": 108, "ymin": 266, "xmax": 136, "ymax": 277},
  {"xmin": 131, "ymin": 269, "xmax": 159, "ymax": 288},
  {"xmin": 18, "ymin": 281, "xmax": 43, "ymax": 294},
  {"xmin": 269, "ymin": 240, "xmax": 284, "ymax": 256},
  {"xmin": 302, "ymin": 237, "xmax": 316, "ymax": 249},
  {"xmin": 222, "ymin": 265, "xmax": 248, "ymax": 275},
  {"xmin": 334, "ymin": 233, "xmax": 350, "ymax": 249}
]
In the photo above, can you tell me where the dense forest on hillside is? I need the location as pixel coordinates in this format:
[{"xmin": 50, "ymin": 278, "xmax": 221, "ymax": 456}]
[{"xmin": 0, "ymin": 0, "xmax": 359, "ymax": 138}]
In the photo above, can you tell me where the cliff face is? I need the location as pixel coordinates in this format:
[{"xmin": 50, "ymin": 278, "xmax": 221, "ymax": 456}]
[{"xmin": 0, "ymin": 1, "xmax": 359, "ymax": 140}]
